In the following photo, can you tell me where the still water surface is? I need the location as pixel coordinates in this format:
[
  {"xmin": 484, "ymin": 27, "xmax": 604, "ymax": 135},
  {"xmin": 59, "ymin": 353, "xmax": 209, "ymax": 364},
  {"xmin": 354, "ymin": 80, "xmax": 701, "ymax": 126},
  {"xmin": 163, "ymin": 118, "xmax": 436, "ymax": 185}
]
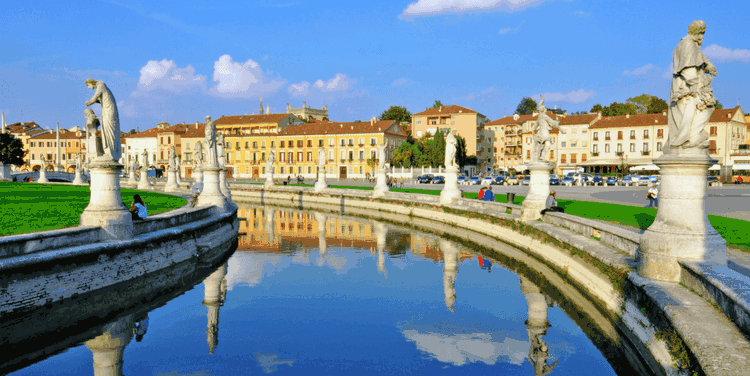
[{"xmin": 10, "ymin": 205, "xmax": 619, "ymax": 375}]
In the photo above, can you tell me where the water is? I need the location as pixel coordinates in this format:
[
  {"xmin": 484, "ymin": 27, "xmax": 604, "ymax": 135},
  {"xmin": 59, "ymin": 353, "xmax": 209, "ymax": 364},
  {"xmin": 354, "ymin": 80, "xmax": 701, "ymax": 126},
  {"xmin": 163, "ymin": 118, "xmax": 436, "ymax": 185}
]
[{"xmin": 7, "ymin": 204, "xmax": 627, "ymax": 375}]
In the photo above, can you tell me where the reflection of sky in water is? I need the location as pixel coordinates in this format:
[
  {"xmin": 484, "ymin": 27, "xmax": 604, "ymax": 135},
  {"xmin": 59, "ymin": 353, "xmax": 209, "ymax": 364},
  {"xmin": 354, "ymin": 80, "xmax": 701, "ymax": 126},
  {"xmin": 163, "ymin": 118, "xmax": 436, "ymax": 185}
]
[{"xmin": 10, "ymin": 210, "xmax": 617, "ymax": 376}]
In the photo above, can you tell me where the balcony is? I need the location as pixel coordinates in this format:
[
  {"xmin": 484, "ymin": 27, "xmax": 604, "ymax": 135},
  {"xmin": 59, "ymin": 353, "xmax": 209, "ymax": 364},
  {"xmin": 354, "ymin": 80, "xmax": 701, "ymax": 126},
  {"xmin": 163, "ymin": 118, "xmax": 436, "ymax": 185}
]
[
  {"xmin": 605, "ymin": 137, "xmax": 611, "ymax": 141},
  {"xmin": 593, "ymin": 138, "xmax": 599, "ymax": 141},
  {"xmin": 641, "ymin": 151, "xmax": 650, "ymax": 156},
  {"xmin": 630, "ymin": 136, "xmax": 636, "ymax": 140},
  {"xmin": 592, "ymin": 152, "xmax": 600, "ymax": 157},
  {"xmin": 731, "ymin": 149, "xmax": 750, "ymax": 156},
  {"xmin": 616, "ymin": 151, "xmax": 624, "ymax": 156}
]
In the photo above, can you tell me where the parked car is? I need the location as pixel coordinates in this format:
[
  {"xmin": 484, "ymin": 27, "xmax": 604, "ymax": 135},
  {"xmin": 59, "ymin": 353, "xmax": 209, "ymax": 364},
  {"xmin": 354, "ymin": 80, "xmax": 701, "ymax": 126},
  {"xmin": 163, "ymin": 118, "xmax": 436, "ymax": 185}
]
[
  {"xmin": 492, "ymin": 176, "xmax": 505, "ymax": 185},
  {"xmin": 521, "ymin": 176, "xmax": 531, "ymax": 185},
  {"xmin": 549, "ymin": 175, "xmax": 560, "ymax": 185},
  {"xmin": 417, "ymin": 174, "xmax": 434, "ymax": 184},
  {"xmin": 606, "ymin": 176, "xmax": 619, "ymax": 185},
  {"xmin": 467, "ymin": 176, "xmax": 480, "ymax": 185},
  {"xmin": 648, "ymin": 175, "xmax": 659, "ymax": 184},
  {"xmin": 457, "ymin": 175, "xmax": 466, "ymax": 184},
  {"xmin": 707, "ymin": 176, "xmax": 719, "ymax": 182},
  {"xmin": 562, "ymin": 176, "xmax": 574, "ymax": 185},
  {"xmin": 622, "ymin": 175, "xmax": 633, "ymax": 184},
  {"xmin": 506, "ymin": 175, "xmax": 519, "ymax": 185},
  {"xmin": 582, "ymin": 173, "xmax": 593, "ymax": 183},
  {"xmin": 592, "ymin": 173, "xmax": 603, "ymax": 185},
  {"xmin": 431, "ymin": 176, "xmax": 445, "ymax": 184},
  {"xmin": 480, "ymin": 176, "xmax": 494, "ymax": 185}
]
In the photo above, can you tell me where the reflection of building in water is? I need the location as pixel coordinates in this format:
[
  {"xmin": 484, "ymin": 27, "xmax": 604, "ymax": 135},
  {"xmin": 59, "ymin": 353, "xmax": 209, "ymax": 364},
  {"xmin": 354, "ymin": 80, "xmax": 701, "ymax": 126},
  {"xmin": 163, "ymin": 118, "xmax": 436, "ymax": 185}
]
[
  {"xmin": 237, "ymin": 206, "xmax": 377, "ymax": 252},
  {"xmin": 203, "ymin": 263, "xmax": 228, "ymax": 355},
  {"xmin": 85, "ymin": 314, "xmax": 136, "ymax": 376},
  {"xmin": 440, "ymin": 239, "xmax": 458, "ymax": 311},
  {"xmin": 410, "ymin": 234, "xmax": 474, "ymax": 263},
  {"xmin": 520, "ymin": 276, "xmax": 558, "ymax": 376}
]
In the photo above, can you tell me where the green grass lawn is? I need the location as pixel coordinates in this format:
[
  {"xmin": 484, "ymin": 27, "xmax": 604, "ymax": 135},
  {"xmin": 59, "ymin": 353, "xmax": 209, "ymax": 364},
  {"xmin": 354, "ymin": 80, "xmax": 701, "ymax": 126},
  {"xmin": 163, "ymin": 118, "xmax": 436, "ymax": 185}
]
[{"xmin": 0, "ymin": 182, "xmax": 187, "ymax": 236}]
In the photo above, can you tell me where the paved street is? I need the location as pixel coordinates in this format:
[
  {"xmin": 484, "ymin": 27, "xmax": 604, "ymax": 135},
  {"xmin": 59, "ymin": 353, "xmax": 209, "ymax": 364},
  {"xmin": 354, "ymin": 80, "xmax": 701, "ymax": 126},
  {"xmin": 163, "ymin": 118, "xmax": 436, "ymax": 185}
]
[{"xmin": 230, "ymin": 178, "xmax": 750, "ymax": 221}]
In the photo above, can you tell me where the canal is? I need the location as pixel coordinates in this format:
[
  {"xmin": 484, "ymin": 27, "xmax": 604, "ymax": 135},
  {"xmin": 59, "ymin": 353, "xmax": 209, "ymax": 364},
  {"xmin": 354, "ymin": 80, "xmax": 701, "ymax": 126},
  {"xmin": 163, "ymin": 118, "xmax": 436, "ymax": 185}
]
[{"xmin": 5, "ymin": 204, "xmax": 644, "ymax": 375}]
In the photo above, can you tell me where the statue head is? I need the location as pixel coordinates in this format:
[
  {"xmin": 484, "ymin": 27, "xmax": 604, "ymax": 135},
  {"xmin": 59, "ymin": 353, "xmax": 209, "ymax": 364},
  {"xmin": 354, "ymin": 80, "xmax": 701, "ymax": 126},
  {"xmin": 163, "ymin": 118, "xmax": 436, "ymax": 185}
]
[
  {"xmin": 688, "ymin": 20, "xmax": 706, "ymax": 45},
  {"xmin": 84, "ymin": 108, "xmax": 98, "ymax": 123},
  {"xmin": 85, "ymin": 78, "xmax": 97, "ymax": 89}
]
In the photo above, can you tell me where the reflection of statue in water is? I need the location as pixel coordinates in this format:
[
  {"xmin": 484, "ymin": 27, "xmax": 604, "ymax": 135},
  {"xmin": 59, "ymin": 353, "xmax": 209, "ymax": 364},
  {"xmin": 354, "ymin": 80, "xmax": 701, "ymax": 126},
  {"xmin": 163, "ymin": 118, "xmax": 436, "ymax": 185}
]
[
  {"xmin": 84, "ymin": 79, "xmax": 122, "ymax": 162},
  {"xmin": 440, "ymin": 239, "xmax": 458, "ymax": 312},
  {"xmin": 530, "ymin": 96, "xmax": 560, "ymax": 163},
  {"xmin": 203, "ymin": 263, "xmax": 228, "ymax": 355},
  {"xmin": 520, "ymin": 276, "xmax": 558, "ymax": 376},
  {"xmin": 134, "ymin": 314, "xmax": 149, "ymax": 342},
  {"xmin": 444, "ymin": 130, "xmax": 457, "ymax": 169},
  {"xmin": 664, "ymin": 20, "xmax": 718, "ymax": 153}
]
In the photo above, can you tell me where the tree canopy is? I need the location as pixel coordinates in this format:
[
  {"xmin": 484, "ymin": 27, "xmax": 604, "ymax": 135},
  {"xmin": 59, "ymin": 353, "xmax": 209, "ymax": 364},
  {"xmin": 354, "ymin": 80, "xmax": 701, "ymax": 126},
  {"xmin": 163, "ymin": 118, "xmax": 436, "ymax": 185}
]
[
  {"xmin": 626, "ymin": 94, "xmax": 669, "ymax": 114},
  {"xmin": 0, "ymin": 133, "xmax": 26, "ymax": 166},
  {"xmin": 427, "ymin": 100, "xmax": 444, "ymax": 110},
  {"xmin": 590, "ymin": 102, "xmax": 637, "ymax": 116},
  {"xmin": 379, "ymin": 105, "xmax": 412, "ymax": 124},
  {"xmin": 515, "ymin": 97, "xmax": 537, "ymax": 115},
  {"xmin": 390, "ymin": 129, "xmax": 469, "ymax": 168}
]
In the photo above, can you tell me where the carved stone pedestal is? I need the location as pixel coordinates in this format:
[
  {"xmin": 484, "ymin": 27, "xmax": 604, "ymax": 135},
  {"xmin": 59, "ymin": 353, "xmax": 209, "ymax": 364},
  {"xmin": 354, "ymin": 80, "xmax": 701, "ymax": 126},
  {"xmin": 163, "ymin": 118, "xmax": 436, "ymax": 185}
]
[
  {"xmin": 314, "ymin": 171, "xmax": 328, "ymax": 193},
  {"xmin": 37, "ymin": 168, "xmax": 49, "ymax": 183},
  {"xmin": 72, "ymin": 168, "xmax": 84, "ymax": 185},
  {"xmin": 136, "ymin": 169, "xmax": 152, "ymax": 190},
  {"xmin": 192, "ymin": 166, "xmax": 204, "ymax": 194},
  {"xmin": 80, "ymin": 161, "xmax": 133, "ymax": 241},
  {"xmin": 219, "ymin": 168, "xmax": 231, "ymax": 200},
  {"xmin": 164, "ymin": 168, "xmax": 179, "ymax": 193},
  {"xmin": 126, "ymin": 165, "xmax": 137, "ymax": 186},
  {"xmin": 440, "ymin": 167, "xmax": 462, "ymax": 205},
  {"xmin": 372, "ymin": 169, "xmax": 389, "ymax": 198},
  {"xmin": 520, "ymin": 162, "xmax": 554, "ymax": 221},
  {"xmin": 264, "ymin": 170, "xmax": 274, "ymax": 190},
  {"xmin": 638, "ymin": 153, "xmax": 727, "ymax": 281},
  {"xmin": 196, "ymin": 166, "xmax": 232, "ymax": 213}
]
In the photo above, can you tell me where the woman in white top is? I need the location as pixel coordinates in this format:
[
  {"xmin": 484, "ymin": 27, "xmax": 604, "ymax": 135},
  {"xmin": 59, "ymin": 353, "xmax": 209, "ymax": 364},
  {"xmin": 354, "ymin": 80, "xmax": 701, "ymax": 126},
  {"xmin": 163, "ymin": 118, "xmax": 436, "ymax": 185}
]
[{"xmin": 130, "ymin": 194, "xmax": 148, "ymax": 220}]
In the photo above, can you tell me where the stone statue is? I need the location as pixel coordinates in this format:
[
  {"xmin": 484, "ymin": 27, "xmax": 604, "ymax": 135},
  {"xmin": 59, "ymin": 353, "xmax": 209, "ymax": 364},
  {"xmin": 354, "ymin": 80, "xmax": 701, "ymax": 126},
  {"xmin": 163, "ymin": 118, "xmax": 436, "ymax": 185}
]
[
  {"xmin": 664, "ymin": 20, "xmax": 718, "ymax": 153},
  {"xmin": 194, "ymin": 141, "xmax": 204, "ymax": 166},
  {"xmin": 84, "ymin": 79, "xmax": 122, "ymax": 162},
  {"xmin": 40, "ymin": 153, "xmax": 46, "ymax": 164},
  {"xmin": 318, "ymin": 147, "xmax": 326, "ymax": 169},
  {"xmin": 169, "ymin": 145, "xmax": 176, "ymax": 170},
  {"xmin": 267, "ymin": 150, "xmax": 275, "ymax": 171},
  {"xmin": 444, "ymin": 130, "xmax": 457, "ymax": 169},
  {"xmin": 217, "ymin": 134, "xmax": 226, "ymax": 167},
  {"xmin": 141, "ymin": 149, "xmax": 149, "ymax": 168},
  {"xmin": 84, "ymin": 108, "xmax": 104, "ymax": 160},
  {"xmin": 377, "ymin": 141, "xmax": 387, "ymax": 170},
  {"xmin": 75, "ymin": 152, "xmax": 82, "ymax": 170},
  {"xmin": 530, "ymin": 96, "xmax": 560, "ymax": 163},
  {"xmin": 204, "ymin": 116, "xmax": 218, "ymax": 168}
]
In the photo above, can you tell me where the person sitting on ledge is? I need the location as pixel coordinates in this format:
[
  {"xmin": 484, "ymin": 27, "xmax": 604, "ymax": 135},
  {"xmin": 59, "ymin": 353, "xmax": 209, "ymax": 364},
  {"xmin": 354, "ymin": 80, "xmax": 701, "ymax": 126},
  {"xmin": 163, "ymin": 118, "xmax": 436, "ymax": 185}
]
[
  {"xmin": 541, "ymin": 190, "xmax": 564, "ymax": 215},
  {"xmin": 130, "ymin": 194, "xmax": 148, "ymax": 220},
  {"xmin": 482, "ymin": 186, "xmax": 496, "ymax": 202},
  {"xmin": 190, "ymin": 191, "xmax": 201, "ymax": 208}
]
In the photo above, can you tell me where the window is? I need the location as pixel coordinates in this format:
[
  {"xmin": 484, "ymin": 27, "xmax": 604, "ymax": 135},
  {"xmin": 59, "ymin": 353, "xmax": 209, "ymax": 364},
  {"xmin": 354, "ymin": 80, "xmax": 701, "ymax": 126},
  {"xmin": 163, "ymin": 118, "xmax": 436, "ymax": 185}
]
[
  {"xmin": 630, "ymin": 143, "xmax": 635, "ymax": 152},
  {"xmin": 236, "ymin": 142, "xmax": 240, "ymax": 149},
  {"xmin": 309, "ymin": 166, "xmax": 313, "ymax": 174},
  {"xmin": 340, "ymin": 150, "xmax": 346, "ymax": 160},
  {"xmin": 245, "ymin": 151, "xmax": 250, "ymax": 161},
  {"xmin": 644, "ymin": 130, "xmax": 649, "ymax": 139},
  {"xmin": 561, "ymin": 142, "xmax": 566, "ymax": 148},
  {"xmin": 617, "ymin": 144, "xmax": 623, "ymax": 153},
  {"xmin": 709, "ymin": 140, "xmax": 717, "ymax": 154},
  {"xmin": 550, "ymin": 150, "xmax": 554, "ymax": 159},
  {"xmin": 571, "ymin": 142, "xmax": 577, "ymax": 148},
  {"xmin": 32, "ymin": 153, "xmax": 35, "ymax": 160},
  {"xmin": 643, "ymin": 142, "xmax": 649, "ymax": 152},
  {"xmin": 252, "ymin": 152, "xmax": 257, "ymax": 161},
  {"xmin": 62, "ymin": 154, "xmax": 66, "ymax": 160},
  {"xmin": 340, "ymin": 139, "xmax": 346, "ymax": 146},
  {"xmin": 329, "ymin": 150, "xmax": 334, "ymax": 160},
  {"xmin": 329, "ymin": 139, "xmax": 334, "ymax": 146},
  {"xmin": 417, "ymin": 130, "xmax": 423, "ymax": 137},
  {"xmin": 288, "ymin": 152, "xmax": 294, "ymax": 162},
  {"xmin": 261, "ymin": 152, "xmax": 266, "ymax": 161},
  {"xmin": 617, "ymin": 131, "xmax": 623, "ymax": 140},
  {"xmin": 571, "ymin": 154, "xmax": 577, "ymax": 163},
  {"xmin": 657, "ymin": 142, "xmax": 662, "ymax": 151},
  {"xmin": 593, "ymin": 132, "xmax": 598, "ymax": 141},
  {"xmin": 307, "ymin": 152, "xmax": 312, "ymax": 161},
  {"xmin": 561, "ymin": 154, "xmax": 567, "ymax": 163},
  {"xmin": 297, "ymin": 140, "xmax": 303, "ymax": 147},
  {"xmin": 280, "ymin": 140, "xmax": 286, "ymax": 148},
  {"xmin": 359, "ymin": 150, "xmax": 364, "ymax": 159},
  {"xmin": 710, "ymin": 126, "xmax": 717, "ymax": 136},
  {"xmin": 318, "ymin": 139, "xmax": 324, "ymax": 147},
  {"xmin": 245, "ymin": 141, "xmax": 249, "ymax": 148},
  {"xmin": 593, "ymin": 144, "xmax": 598, "ymax": 153},
  {"xmin": 253, "ymin": 141, "xmax": 258, "ymax": 148},
  {"xmin": 417, "ymin": 120, "xmax": 422, "ymax": 125},
  {"xmin": 348, "ymin": 138, "xmax": 354, "ymax": 146},
  {"xmin": 605, "ymin": 144, "xmax": 610, "ymax": 153},
  {"xmin": 526, "ymin": 150, "xmax": 531, "ymax": 159},
  {"xmin": 280, "ymin": 152, "xmax": 285, "ymax": 162},
  {"xmin": 271, "ymin": 141, "xmax": 275, "ymax": 148},
  {"xmin": 358, "ymin": 137, "xmax": 364, "ymax": 145},
  {"xmin": 630, "ymin": 130, "xmax": 636, "ymax": 139},
  {"xmin": 605, "ymin": 131, "xmax": 611, "ymax": 140},
  {"xmin": 297, "ymin": 152, "xmax": 303, "ymax": 161}
]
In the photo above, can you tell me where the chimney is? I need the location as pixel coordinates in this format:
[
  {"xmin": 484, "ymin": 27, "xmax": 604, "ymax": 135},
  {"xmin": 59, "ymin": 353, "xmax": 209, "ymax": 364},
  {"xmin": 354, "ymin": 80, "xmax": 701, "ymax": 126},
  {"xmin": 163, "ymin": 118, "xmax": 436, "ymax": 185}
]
[
  {"xmin": 626, "ymin": 113, "xmax": 630, "ymax": 119},
  {"xmin": 339, "ymin": 124, "xmax": 343, "ymax": 128},
  {"xmin": 439, "ymin": 106, "xmax": 442, "ymax": 112},
  {"xmin": 370, "ymin": 118, "xmax": 374, "ymax": 126}
]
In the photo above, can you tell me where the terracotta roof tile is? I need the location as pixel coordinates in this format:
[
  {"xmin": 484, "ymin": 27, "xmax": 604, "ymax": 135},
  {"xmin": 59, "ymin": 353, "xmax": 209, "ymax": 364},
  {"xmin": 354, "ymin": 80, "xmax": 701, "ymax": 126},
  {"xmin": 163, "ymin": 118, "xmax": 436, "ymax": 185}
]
[
  {"xmin": 589, "ymin": 113, "xmax": 668, "ymax": 129},
  {"xmin": 487, "ymin": 113, "xmax": 554, "ymax": 125},
  {"xmin": 559, "ymin": 114, "xmax": 599, "ymax": 125},
  {"xmin": 215, "ymin": 114, "xmax": 296, "ymax": 125},
  {"xmin": 277, "ymin": 120, "xmax": 403, "ymax": 137},
  {"xmin": 125, "ymin": 127, "xmax": 161, "ymax": 138},
  {"xmin": 181, "ymin": 124, "xmax": 206, "ymax": 138},
  {"xmin": 413, "ymin": 105, "xmax": 480, "ymax": 117},
  {"xmin": 709, "ymin": 106, "xmax": 742, "ymax": 122}
]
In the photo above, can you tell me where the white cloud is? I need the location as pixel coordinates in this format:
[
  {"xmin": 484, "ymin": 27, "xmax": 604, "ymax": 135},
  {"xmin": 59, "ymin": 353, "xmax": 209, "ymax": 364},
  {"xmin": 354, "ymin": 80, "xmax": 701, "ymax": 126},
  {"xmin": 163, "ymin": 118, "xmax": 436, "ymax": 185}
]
[
  {"xmin": 703, "ymin": 44, "xmax": 750, "ymax": 63},
  {"xmin": 288, "ymin": 74, "xmax": 357, "ymax": 97},
  {"xmin": 402, "ymin": 330, "xmax": 528, "ymax": 366},
  {"xmin": 622, "ymin": 64, "xmax": 659, "ymax": 76},
  {"xmin": 497, "ymin": 21, "xmax": 525, "ymax": 35},
  {"xmin": 392, "ymin": 77, "xmax": 410, "ymax": 86},
  {"xmin": 211, "ymin": 54, "xmax": 286, "ymax": 97},
  {"xmin": 137, "ymin": 59, "xmax": 206, "ymax": 92},
  {"xmin": 535, "ymin": 89, "xmax": 595, "ymax": 104},
  {"xmin": 400, "ymin": 0, "xmax": 547, "ymax": 19},
  {"xmin": 572, "ymin": 10, "xmax": 590, "ymax": 16}
]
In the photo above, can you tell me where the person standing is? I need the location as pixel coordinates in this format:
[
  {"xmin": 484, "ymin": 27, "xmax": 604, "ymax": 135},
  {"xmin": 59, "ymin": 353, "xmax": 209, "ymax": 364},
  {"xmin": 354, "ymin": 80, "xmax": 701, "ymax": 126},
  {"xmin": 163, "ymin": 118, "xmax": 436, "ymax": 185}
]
[{"xmin": 647, "ymin": 184, "xmax": 659, "ymax": 208}]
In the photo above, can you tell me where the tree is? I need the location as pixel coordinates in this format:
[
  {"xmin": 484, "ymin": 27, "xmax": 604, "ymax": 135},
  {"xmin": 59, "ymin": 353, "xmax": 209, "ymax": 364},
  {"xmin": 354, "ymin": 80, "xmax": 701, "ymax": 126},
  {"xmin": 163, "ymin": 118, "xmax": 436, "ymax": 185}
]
[
  {"xmin": 715, "ymin": 101, "xmax": 724, "ymax": 109},
  {"xmin": 647, "ymin": 97, "xmax": 668, "ymax": 114},
  {"xmin": 0, "ymin": 133, "xmax": 26, "ymax": 166},
  {"xmin": 600, "ymin": 102, "xmax": 637, "ymax": 116},
  {"xmin": 426, "ymin": 100, "xmax": 444, "ymax": 110},
  {"xmin": 379, "ymin": 105, "xmax": 412, "ymax": 124},
  {"xmin": 431, "ymin": 129, "xmax": 446, "ymax": 167},
  {"xmin": 590, "ymin": 103, "xmax": 604, "ymax": 113},
  {"xmin": 515, "ymin": 97, "xmax": 537, "ymax": 115},
  {"xmin": 455, "ymin": 135, "xmax": 469, "ymax": 168},
  {"xmin": 392, "ymin": 142, "xmax": 421, "ymax": 168}
]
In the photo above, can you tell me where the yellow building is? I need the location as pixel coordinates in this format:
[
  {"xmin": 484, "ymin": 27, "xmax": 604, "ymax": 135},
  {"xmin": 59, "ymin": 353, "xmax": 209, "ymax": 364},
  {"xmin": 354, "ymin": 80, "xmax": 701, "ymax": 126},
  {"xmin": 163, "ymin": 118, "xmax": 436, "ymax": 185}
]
[
  {"xmin": 585, "ymin": 112, "xmax": 669, "ymax": 173},
  {"xmin": 411, "ymin": 105, "xmax": 493, "ymax": 173},
  {"xmin": 5, "ymin": 121, "xmax": 46, "ymax": 170},
  {"xmin": 28, "ymin": 128, "xmax": 86, "ymax": 172}
]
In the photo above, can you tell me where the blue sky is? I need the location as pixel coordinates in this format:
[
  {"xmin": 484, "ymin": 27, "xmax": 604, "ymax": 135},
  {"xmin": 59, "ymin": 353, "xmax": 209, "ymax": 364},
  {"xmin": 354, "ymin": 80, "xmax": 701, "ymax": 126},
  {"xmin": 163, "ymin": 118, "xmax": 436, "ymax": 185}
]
[{"xmin": 1, "ymin": 0, "xmax": 748, "ymax": 132}]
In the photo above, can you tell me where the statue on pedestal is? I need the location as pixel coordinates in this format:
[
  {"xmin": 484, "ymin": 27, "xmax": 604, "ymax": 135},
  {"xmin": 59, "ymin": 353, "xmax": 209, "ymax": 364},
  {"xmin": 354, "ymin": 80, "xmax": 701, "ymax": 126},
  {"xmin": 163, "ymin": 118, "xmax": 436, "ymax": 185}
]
[
  {"xmin": 664, "ymin": 20, "xmax": 717, "ymax": 153},
  {"xmin": 169, "ymin": 146, "xmax": 177, "ymax": 171},
  {"xmin": 267, "ymin": 150, "xmax": 275, "ymax": 172},
  {"xmin": 530, "ymin": 96, "xmax": 560, "ymax": 163},
  {"xmin": 204, "ymin": 116, "xmax": 218, "ymax": 168},
  {"xmin": 84, "ymin": 79, "xmax": 122, "ymax": 162},
  {"xmin": 217, "ymin": 134, "xmax": 226, "ymax": 167},
  {"xmin": 141, "ymin": 149, "xmax": 149, "ymax": 169},
  {"xmin": 377, "ymin": 141, "xmax": 387, "ymax": 171},
  {"xmin": 318, "ymin": 147, "xmax": 326, "ymax": 170},
  {"xmin": 194, "ymin": 141, "xmax": 204, "ymax": 167},
  {"xmin": 444, "ymin": 130, "xmax": 457, "ymax": 169},
  {"xmin": 75, "ymin": 152, "xmax": 82, "ymax": 171},
  {"xmin": 84, "ymin": 108, "xmax": 104, "ymax": 161}
]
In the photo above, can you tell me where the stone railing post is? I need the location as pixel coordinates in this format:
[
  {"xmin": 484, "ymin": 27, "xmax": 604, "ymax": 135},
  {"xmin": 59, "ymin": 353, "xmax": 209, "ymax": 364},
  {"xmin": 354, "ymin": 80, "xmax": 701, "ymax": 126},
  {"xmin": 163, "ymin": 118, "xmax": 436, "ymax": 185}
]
[
  {"xmin": 81, "ymin": 160, "xmax": 134, "ymax": 240},
  {"xmin": 520, "ymin": 162, "xmax": 554, "ymax": 221}
]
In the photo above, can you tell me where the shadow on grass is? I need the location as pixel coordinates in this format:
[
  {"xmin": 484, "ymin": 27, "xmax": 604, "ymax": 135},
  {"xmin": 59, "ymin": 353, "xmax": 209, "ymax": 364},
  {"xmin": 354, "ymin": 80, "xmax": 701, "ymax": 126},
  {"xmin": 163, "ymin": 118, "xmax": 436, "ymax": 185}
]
[{"xmin": 633, "ymin": 213, "xmax": 655, "ymax": 230}]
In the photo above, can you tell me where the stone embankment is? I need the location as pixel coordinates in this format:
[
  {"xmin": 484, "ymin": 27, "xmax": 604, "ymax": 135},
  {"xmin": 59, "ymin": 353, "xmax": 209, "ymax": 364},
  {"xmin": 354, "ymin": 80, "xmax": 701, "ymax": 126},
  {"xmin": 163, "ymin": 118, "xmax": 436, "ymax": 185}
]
[{"xmin": 231, "ymin": 185, "xmax": 750, "ymax": 376}]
